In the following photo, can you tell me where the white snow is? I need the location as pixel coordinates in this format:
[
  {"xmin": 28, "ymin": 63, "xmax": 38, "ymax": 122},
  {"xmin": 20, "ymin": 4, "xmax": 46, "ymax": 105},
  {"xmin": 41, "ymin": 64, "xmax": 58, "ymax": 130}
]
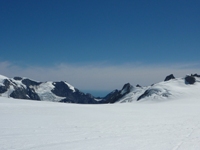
[
  {"xmin": 0, "ymin": 74, "xmax": 8, "ymax": 86},
  {"xmin": 0, "ymin": 75, "xmax": 76, "ymax": 101},
  {"xmin": 119, "ymin": 77, "xmax": 200, "ymax": 103},
  {"xmin": 120, "ymin": 88, "xmax": 128, "ymax": 95},
  {"xmin": 0, "ymin": 97, "xmax": 200, "ymax": 150},
  {"xmin": 94, "ymin": 98, "xmax": 103, "ymax": 101},
  {"xmin": 0, "ymin": 85, "xmax": 15, "ymax": 97},
  {"xmin": 119, "ymin": 86, "xmax": 149, "ymax": 103},
  {"xmin": 11, "ymin": 78, "xmax": 26, "ymax": 88},
  {"xmin": 33, "ymin": 82, "xmax": 65, "ymax": 102},
  {"xmin": 0, "ymin": 76, "xmax": 26, "ymax": 97},
  {"xmin": 0, "ymin": 74, "xmax": 8, "ymax": 80},
  {"xmin": 64, "ymin": 82, "xmax": 76, "ymax": 92}
]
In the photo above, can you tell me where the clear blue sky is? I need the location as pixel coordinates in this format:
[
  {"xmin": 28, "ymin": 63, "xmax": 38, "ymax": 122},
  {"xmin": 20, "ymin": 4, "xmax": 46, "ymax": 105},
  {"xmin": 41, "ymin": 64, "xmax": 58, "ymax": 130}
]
[{"xmin": 0, "ymin": 0, "xmax": 200, "ymax": 96}]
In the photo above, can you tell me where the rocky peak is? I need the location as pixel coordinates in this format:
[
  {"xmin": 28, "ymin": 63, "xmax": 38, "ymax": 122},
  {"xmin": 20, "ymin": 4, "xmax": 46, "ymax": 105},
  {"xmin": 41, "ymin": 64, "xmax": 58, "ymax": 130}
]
[
  {"xmin": 22, "ymin": 79, "xmax": 41, "ymax": 87},
  {"xmin": 164, "ymin": 74, "xmax": 175, "ymax": 81},
  {"xmin": 191, "ymin": 74, "xmax": 200, "ymax": 77},
  {"xmin": 120, "ymin": 83, "xmax": 132, "ymax": 95},
  {"xmin": 102, "ymin": 83, "xmax": 133, "ymax": 103},
  {"xmin": 13, "ymin": 77, "xmax": 23, "ymax": 80},
  {"xmin": 185, "ymin": 75, "xmax": 196, "ymax": 84},
  {"xmin": 136, "ymin": 84, "xmax": 142, "ymax": 88}
]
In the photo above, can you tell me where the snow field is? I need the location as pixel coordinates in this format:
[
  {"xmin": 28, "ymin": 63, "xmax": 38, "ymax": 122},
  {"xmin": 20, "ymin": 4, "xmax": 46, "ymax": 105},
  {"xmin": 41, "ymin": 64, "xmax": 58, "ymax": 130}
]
[
  {"xmin": 0, "ymin": 97, "xmax": 200, "ymax": 150},
  {"xmin": 119, "ymin": 77, "xmax": 200, "ymax": 103}
]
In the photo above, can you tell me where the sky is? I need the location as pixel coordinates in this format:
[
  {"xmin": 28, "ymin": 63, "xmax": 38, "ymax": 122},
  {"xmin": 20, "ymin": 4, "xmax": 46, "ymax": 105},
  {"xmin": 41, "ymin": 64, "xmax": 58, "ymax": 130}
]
[{"xmin": 0, "ymin": 0, "xmax": 200, "ymax": 96}]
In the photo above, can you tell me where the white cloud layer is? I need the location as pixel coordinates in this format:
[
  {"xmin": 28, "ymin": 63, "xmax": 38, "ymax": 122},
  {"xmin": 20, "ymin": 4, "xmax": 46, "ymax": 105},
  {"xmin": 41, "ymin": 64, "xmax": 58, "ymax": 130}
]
[{"xmin": 0, "ymin": 61, "xmax": 199, "ymax": 91}]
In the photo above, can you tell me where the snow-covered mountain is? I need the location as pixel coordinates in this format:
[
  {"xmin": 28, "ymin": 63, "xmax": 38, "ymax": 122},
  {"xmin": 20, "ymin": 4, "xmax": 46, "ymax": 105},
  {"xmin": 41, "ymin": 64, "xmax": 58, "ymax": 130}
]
[
  {"xmin": 1, "ymin": 74, "xmax": 200, "ymax": 149},
  {"xmin": 107, "ymin": 74, "xmax": 200, "ymax": 103},
  {"xmin": 0, "ymin": 75, "xmax": 99, "ymax": 104},
  {"xmin": 0, "ymin": 74, "xmax": 200, "ymax": 104}
]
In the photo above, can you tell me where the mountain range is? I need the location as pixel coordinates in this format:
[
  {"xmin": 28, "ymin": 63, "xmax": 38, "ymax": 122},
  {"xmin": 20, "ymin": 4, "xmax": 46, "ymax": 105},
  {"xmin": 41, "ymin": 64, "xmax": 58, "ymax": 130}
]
[{"xmin": 0, "ymin": 73, "xmax": 200, "ymax": 103}]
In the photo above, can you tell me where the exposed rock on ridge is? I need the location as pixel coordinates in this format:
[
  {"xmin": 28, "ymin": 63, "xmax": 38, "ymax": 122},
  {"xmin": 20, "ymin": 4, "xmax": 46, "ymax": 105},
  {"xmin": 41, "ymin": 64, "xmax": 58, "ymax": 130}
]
[
  {"xmin": 102, "ymin": 83, "xmax": 133, "ymax": 103},
  {"xmin": 0, "ymin": 73, "xmax": 200, "ymax": 104},
  {"xmin": 164, "ymin": 74, "xmax": 175, "ymax": 81},
  {"xmin": 0, "ymin": 76, "xmax": 99, "ymax": 104},
  {"xmin": 185, "ymin": 75, "xmax": 196, "ymax": 84}
]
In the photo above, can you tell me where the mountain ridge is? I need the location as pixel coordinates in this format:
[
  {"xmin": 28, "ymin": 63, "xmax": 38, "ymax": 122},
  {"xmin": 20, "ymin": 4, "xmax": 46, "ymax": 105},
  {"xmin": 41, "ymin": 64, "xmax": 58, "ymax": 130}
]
[
  {"xmin": 117, "ymin": 73, "xmax": 200, "ymax": 103},
  {"xmin": 0, "ymin": 75, "xmax": 100, "ymax": 104},
  {"xmin": 0, "ymin": 73, "xmax": 200, "ymax": 103}
]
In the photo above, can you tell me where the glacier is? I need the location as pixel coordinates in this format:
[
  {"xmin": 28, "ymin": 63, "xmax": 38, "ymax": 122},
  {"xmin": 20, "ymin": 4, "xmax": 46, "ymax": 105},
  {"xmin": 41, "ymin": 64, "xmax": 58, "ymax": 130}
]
[{"xmin": 0, "ymin": 96, "xmax": 200, "ymax": 150}]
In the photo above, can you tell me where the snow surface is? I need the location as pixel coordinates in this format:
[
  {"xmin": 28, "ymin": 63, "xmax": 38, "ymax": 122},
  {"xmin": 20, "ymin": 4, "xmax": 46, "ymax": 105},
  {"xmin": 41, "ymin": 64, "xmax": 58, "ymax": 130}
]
[{"xmin": 0, "ymin": 97, "xmax": 200, "ymax": 150}]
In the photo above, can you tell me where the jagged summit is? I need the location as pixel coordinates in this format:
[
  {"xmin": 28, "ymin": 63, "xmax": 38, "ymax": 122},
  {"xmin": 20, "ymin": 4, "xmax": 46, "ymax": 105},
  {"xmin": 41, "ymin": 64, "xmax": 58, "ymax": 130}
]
[
  {"xmin": 0, "ymin": 73, "xmax": 200, "ymax": 104},
  {"xmin": 0, "ymin": 75, "xmax": 100, "ymax": 104},
  {"xmin": 117, "ymin": 74, "xmax": 200, "ymax": 103},
  {"xmin": 102, "ymin": 83, "xmax": 133, "ymax": 103},
  {"xmin": 164, "ymin": 74, "xmax": 175, "ymax": 81}
]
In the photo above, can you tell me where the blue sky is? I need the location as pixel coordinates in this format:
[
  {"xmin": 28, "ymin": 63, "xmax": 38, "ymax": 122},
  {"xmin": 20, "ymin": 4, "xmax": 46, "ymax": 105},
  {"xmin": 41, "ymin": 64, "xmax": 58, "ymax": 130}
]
[{"xmin": 0, "ymin": 0, "xmax": 200, "ymax": 96}]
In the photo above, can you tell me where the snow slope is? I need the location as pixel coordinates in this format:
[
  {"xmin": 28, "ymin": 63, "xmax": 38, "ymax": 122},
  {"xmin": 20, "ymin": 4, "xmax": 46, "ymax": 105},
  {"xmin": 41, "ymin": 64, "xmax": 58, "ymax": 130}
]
[
  {"xmin": 33, "ymin": 81, "xmax": 65, "ymax": 102},
  {"xmin": 118, "ymin": 76, "xmax": 200, "ymax": 103},
  {"xmin": 0, "ymin": 97, "xmax": 200, "ymax": 150},
  {"xmin": 0, "ymin": 75, "xmax": 8, "ymax": 86}
]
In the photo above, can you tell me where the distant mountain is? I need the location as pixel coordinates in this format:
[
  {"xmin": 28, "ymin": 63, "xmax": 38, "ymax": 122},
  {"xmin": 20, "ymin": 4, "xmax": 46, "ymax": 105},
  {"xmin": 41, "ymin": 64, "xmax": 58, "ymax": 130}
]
[
  {"xmin": 0, "ymin": 74, "xmax": 200, "ymax": 104},
  {"xmin": 0, "ymin": 75, "xmax": 100, "ymax": 104},
  {"xmin": 110, "ymin": 74, "xmax": 200, "ymax": 103},
  {"xmin": 101, "ymin": 83, "xmax": 133, "ymax": 103}
]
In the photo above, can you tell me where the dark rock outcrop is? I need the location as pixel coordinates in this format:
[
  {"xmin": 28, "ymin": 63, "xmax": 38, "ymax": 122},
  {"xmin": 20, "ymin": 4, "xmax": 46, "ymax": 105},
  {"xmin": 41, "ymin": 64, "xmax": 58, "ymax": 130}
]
[
  {"xmin": 102, "ymin": 90, "xmax": 120, "ymax": 103},
  {"xmin": 1, "ymin": 73, "xmax": 199, "ymax": 104},
  {"xmin": 27, "ymin": 87, "xmax": 40, "ymax": 100},
  {"xmin": 0, "ymin": 78, "xmax": 41, "ymax": 100},
  {"xmin": 137, "ymin": 89, "xmax": 160, "ymax": 101},
  {"xmin": 102, "ymin": 83, "xmax": 133, "ymax": 103},
  {"xmin": 51, "ymin": 81, "xmax": 75, "ymax": 97},
  {"xmin": 10, "ymin": 88, "xmax": 30, "ymax": 99},
  {"xmin": 0, "ymin": 79, "xmax": 10, "ymax": 93},
  {"xmin": 136, "ymin": 84, "xmax": 142, "ymax": 87},
  {"xmin": 51, "ymin": 81, "xmax": 98, "ymax": 104},
  {"xmin": 0, "ymin": 76, "xmax": 102, "ymax": 104},
  {"xmin": 137, "ymin": 88, "xmax": 169, "ymax": 101},
  {"xmin": 121, "ymin": 83, "xmax": 132, "ymax": 94},
  {"xmin": 185, "ymin": 75, "xmax": 196, "ymax": 84},
  {"xmin": 164, "ymin": 74, "xmax": 175, "ymax": 81},
  {"xmin": 191, "ymin": 74, "xmax": 200, "ymax": 77},
  {"xmin": 3, "ymin": 79, "xmax": 11, "ymax": 88},
  {"xmin": 0, "ymin": 86, "xmax": 7, "ymax": 94},
  {"xmin": 13, "ymin": 77, "xmax": 23, "ymax": 80},
  {"xmin": 22, "ymin": 79, "xmax": 41, "ymax": 87}
]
